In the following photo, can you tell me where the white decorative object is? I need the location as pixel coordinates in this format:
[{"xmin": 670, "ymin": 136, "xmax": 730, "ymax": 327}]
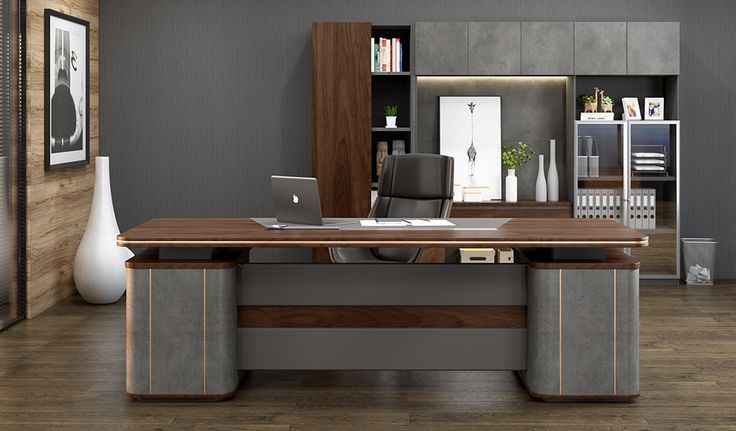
[
  {"xmin": 74, "ymin": 156, "xmax": 133, "ymax": 304},
  {"xmin": 385, "ymin": 116, "xmax": 397, "ymax": 128},
  {"xmin": 505, "ymin": 169, "xmax": 518, "ymax": 203},
  {"xmin": 547, "ymin": 139, "xmax": 559, "ymax": 202},
  {"xmin": 535, "ymin": 155, "xmax": 547, "ymax": 202},
  {"xmin": 440, "ymin": 96, "xmax": 502, "ymax": 199}
]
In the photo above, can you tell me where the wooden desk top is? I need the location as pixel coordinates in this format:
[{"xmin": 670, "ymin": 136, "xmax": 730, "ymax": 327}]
[{"xmin": 117, "ymin": 218, "xmax": 648, "ymax": 249}]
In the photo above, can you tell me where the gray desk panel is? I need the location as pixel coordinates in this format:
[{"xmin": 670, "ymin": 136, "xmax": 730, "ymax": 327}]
[{"xmin": 238, "ymin": 264, "xmax": 526, "ymax": 306}]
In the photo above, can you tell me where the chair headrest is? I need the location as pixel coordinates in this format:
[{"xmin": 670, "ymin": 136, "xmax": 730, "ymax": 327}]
[{"xmin": 378, "ymin": 154, "xmax": 454, "ymax": 199}]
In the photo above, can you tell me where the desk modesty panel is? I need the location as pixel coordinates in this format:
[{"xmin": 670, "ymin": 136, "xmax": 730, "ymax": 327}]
[{"xmin": 117, "ymin": 218, "xmax": 648, "ymax": 248}]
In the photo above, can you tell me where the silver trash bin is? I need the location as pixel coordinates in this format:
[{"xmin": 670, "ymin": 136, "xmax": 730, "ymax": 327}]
[{"xmin": 681, "ymin": 238, "xmax": 717, "ymax": 285}]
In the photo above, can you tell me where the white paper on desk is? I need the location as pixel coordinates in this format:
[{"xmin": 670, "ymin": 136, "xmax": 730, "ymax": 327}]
[
  {"xmin": 404, "ymin": 219, "xmax": 455, "ymax": 227},
  {"xmin": 360, "ymin": 220, "xmax": 409, "ymax": 227}
]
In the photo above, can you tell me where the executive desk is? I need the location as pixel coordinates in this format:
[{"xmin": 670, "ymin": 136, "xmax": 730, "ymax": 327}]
[{"xmin": 119, "ymin": 218, "xmax": 647, "ymax": 401}]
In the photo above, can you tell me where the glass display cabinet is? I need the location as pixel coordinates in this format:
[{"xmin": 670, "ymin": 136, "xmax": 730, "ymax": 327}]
[
  {"xmin": 627, "ymin": 121, "xmax": 680, "ymax": 279},
  {"xmin": 574, "ymin": 120, "xmax": 680, "ymax": 280}
]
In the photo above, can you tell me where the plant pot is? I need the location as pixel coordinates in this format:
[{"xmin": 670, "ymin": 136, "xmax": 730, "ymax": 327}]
[
  {"xmin": 505, "ymin": 169, "xmax": 518, "ymax": 203},
  {"xmin": 385, "ymin": 116, "xmax": 397, "ymax": 128},
  {"xmin": 584, "ymin": 102, "xmax": 597, "ymax": 113},
  {"xmin": 601, "ymin": 103, "xmax": 613, "ymax": 113}
]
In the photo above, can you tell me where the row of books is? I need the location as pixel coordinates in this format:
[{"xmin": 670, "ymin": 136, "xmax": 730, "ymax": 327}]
[
  {"xmin": 371, "ymin": 37, "xmax": 403, "ymax": 72},
  {"xmin": 576, "ymin": 188, "xmax": 657, "ymax": 229}
]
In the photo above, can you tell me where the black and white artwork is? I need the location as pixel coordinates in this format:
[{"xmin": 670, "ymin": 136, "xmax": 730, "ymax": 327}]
[
  {"xmin": 45, "ymin": 9, "xmax": 89, "ymax": 170},
  {"xmin": 439, "ymin": 96, "xmax": 502, "ymax": 198}
]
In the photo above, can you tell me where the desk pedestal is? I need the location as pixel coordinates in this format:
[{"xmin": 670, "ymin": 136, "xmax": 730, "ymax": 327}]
[
  {"xmin": 125, "ymin": 250, "xmax": 243, "ymax": 399},
  {"xmin": 523, "ymin": 262, "xmax": 639, "ymax": 401}
]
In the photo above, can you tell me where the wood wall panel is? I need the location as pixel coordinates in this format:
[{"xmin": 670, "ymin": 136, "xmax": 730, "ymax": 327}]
[
  {"xmin": 238, "ymin": 306, "xmax": 527, "ymax": 329},
  {"xmin": 25, "ymin": 0, "xmax": 99, "ymax": 317}
]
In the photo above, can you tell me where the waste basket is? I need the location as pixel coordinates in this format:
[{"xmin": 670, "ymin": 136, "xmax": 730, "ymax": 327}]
[{"xmin": 681, "ymin": 238, "xmax": 717, "ymax": 285}]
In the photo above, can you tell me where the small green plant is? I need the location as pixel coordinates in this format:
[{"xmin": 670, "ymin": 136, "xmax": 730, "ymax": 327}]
[
  {"xmin": 383, "ymin": 105, "xmax": 398, "ymax": 116},
  {"xmin": 501, "ymin": 141, "xmax": 534, "ymax": 170},
  {"xmin": 600, "ymin": 96, "xmax": 613, "ymax": 105},
  {"xmin": 581, "ymin": 95, "xmax": 596, "ymax": 104}
]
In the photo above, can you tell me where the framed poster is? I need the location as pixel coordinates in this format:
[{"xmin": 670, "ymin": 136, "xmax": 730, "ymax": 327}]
[
  {"xmin": 439, "ymin": 96, "xmax": 502, "ymax": 198},
  {"xmin": 621, "ymin": 97, "xmax": 641, "ymax": 121},
  {"xmin": 644, "ymin": 97, "xmax": 664, "ymax": 120},
  {"xmin": 45, "ymin": 9, "xmax": 89, "ymax": 170}
]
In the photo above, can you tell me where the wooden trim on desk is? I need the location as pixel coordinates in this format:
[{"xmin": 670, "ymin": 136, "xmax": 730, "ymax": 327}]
[
  {"xmin": 238, "ymin": 306, "xmax": 527, "ymax": 329},
  {"xmin": 125, "ymin": 249, "xmax": 250, "ymax": 269},
  {"xmin": 120, "ymin": 239, "xmax": 648, "ymax": 248},
  {"xmin": 525, "ymin": 249, "xmax": 640, "ymax": 269}
]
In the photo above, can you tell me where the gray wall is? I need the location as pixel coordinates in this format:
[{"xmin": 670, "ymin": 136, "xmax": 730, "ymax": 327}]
[{"xmin": 101, "ymin": 0, "xmax": 736, "ymax": 275}]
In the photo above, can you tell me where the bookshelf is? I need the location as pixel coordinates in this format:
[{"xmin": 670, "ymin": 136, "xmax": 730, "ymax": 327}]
[{"xmin": 371, "ymin": 24, "xmax": 414, "ymax": 188}]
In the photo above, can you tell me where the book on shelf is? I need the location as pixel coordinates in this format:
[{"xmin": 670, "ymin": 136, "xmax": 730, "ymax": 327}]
[{"xmin": 372, "ymin": 37, "xmax": 403, "ymax": 72}]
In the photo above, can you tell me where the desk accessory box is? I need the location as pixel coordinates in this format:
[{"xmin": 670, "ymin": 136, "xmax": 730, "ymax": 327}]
[{"xmin": 460, "ymin": 248, "xmax": 496, "ymax": 263}]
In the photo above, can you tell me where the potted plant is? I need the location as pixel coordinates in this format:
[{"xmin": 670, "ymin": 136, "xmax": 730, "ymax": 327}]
[
  {"xmin": 501, "ymin": 141, "xmax": 534, "ymax": 202},
  {"xmin": 384, "ymin": 105, "xmax": 398, "ymax": 128},
  {"xmin": 582, "ymin": 95, "xmax": 597, "ymax": 113},
  {"xmin": 600, "ymin": 96, "xmax": 614, "ymax": 113}
]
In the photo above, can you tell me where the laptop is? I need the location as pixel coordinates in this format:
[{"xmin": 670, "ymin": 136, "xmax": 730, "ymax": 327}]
[{"xmin": 271, "ymin": 175, "xmax": 350, "ymax": 229}]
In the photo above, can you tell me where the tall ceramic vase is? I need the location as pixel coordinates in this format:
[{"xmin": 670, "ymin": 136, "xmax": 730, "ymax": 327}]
[
  {"xmin": 547, "ymin": 139, "xmax": 559, "ymax": 202},
  {"xmin": 536, "ymin": 155, "xmax": 547, "ymax": 202},
  {"xmin": 505, "ymin": 169, "xmax": 518, "ymax": 202},
  {"xmin": 74, "ymin": 157, "xmax": 133, "ymax": 304}
]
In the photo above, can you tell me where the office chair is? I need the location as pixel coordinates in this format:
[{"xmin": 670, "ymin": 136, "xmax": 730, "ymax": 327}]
[{"xmin": 329, "ymin": 154, "xmax": 454, "ymax": 263}]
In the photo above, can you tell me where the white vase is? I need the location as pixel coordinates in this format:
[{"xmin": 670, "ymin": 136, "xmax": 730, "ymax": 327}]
[
  {"xmin": 536, "ymin": 155, "xmax": 547, "ymax": 202},
  {"xmin": 505, "ymin": 169, "xmax": 518, "ymax": 202},
  {"xmin": 385, "ymin": 116, "xmax": 397, "ymax": 128},
  {"xmin": 74, "ymin": 157, "xmax": 133, "ymax": 304},
  {"xmin": 547, "ymin": 139, "xmax": 559, "ymax": 202}
]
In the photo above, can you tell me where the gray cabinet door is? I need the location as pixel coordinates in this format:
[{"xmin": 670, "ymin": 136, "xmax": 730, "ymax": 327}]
[
  {"xmin": 521, "ymin": 22, "xmax": 573, "ymax": 75},
  {"xmin": 575, "ymin": 22, "xmax": 627, "ymax": 75},
  {"xmin": 468, "ymin": 22, "xmax": 521, "ymax": 75},
  {"xmin": 627, "ymin": 22, "xmax": 680, "ymax": 75},
  {"xmin": 415, "ymin": 22, "xmax": 468, "ymax": 75}
]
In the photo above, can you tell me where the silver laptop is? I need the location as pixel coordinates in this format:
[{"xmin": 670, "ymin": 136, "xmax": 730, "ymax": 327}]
[{"xmin": 271, "ymin": 175, "xmax": 349, "ymax": 229}]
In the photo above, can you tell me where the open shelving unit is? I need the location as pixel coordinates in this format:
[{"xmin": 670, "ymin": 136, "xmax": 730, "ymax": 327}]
[{"xmin": 370, "ymin": 24, "xmax": 414, "ymax": 189}]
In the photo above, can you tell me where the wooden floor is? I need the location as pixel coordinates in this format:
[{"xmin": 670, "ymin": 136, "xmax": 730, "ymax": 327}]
[{"xmin": 1, "ymin": 284, "xmax": 736, "ymax": 430}]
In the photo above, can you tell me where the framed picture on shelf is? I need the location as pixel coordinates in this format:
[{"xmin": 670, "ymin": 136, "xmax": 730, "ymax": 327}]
[
  {"xmin": 45, "ymin": 9, "xmax": 90, "ymax": 170},
  {"xmin": 439, "ymin": 96, "xmax": 502, "ymax": 199},
  {"xmin": 622, "ymin": 97, "xmax": 641, "ymax": 120},
  {"xmin": 644, "ymin": 97, "xmax": 665, "ymax": 120}
]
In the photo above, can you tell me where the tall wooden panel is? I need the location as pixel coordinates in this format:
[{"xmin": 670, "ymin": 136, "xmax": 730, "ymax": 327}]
[
  {"xmin": 312, "ymin": 22, "xmax": 371, "ymax": 218},
  {"xmin": 26, "ymin": 0, "xmax": 100, "ymax": 317}
]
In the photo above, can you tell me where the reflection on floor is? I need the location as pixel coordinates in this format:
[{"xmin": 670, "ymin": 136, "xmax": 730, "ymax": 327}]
[{"xmin": 0, "ymin": 284, "xmax": 735, "ymax": 430}]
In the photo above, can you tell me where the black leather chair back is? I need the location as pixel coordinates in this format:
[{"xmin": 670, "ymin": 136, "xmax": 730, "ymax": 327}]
[{"xmin": 370, "ymin": 154, "xmax": 454, "ymax": 262}]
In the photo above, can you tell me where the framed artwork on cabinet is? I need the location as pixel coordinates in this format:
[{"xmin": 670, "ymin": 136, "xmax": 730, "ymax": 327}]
[
  {"xmin": 45, "ymin": 9, "xmax": 90, "ymax": 170},
  {"xmin": 622, "ymin": 97, "xmax": 641, "ymax": 121},
  {"xmin": 439, "ymin": 96, "xmax": 502, "ymax": 199},
  {"xmin": 644, "ymin": 97, "xmax": 664, "ymax": 120}
]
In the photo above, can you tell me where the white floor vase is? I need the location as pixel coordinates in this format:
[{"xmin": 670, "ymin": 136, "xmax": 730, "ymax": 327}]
[{"xmin": 74, "ymin": 156, "xmax": 133, "ymax": 304}]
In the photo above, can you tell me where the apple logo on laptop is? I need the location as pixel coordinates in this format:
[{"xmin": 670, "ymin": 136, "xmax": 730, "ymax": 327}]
[{"xmin": 292, "ymin": 194, "xmax": 299, "ymax": 204}]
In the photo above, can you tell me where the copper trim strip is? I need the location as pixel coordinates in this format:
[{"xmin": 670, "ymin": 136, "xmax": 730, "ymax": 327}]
[
  {"xmin": 118, "ymin": 239, "xmax": 649, "ymax": 247},
  {"xmin": 148, "ymin": 269, "xmax": 152, "ymax": 395},
  {"xmin": 613, "ymin": 269, "xmax": 617, "ymax": 396},
  {"xmin": 559, "ymin": 269, "xmax": 563, "ymax": 396},
  {"xmin": 203, "ymin": 269, "xmax": 207, "ymax": 395}
]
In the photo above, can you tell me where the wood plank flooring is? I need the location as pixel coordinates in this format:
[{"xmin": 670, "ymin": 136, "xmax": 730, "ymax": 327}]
[{"xmin": 1, "ymin": 284, "xmax": 735, "ymax": 430}]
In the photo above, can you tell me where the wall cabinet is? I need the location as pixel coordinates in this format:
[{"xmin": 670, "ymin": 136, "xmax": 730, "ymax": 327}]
[
  {"xmin": 574, "ymin": 22, "xmax": 627, "ymax": 75},
  {"xmin": 521, "ymin": 22, "xmax": 574, "ymax": 75},
  {"xmin": 415, "ymin": 22, "xmax": 468, "ymax": 75},
  {"xmin": 468, "ymin": 22, "xmax": 520, "ymax": 75},
  {"xmin": 627, "ymin": 22, "xmax": 680, "ymax": 75}
]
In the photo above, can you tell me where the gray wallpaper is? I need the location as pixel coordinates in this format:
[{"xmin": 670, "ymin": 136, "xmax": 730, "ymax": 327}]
[{"xmin": 100, "ymin": 0, "xmax": 736, "ymax": 275}]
